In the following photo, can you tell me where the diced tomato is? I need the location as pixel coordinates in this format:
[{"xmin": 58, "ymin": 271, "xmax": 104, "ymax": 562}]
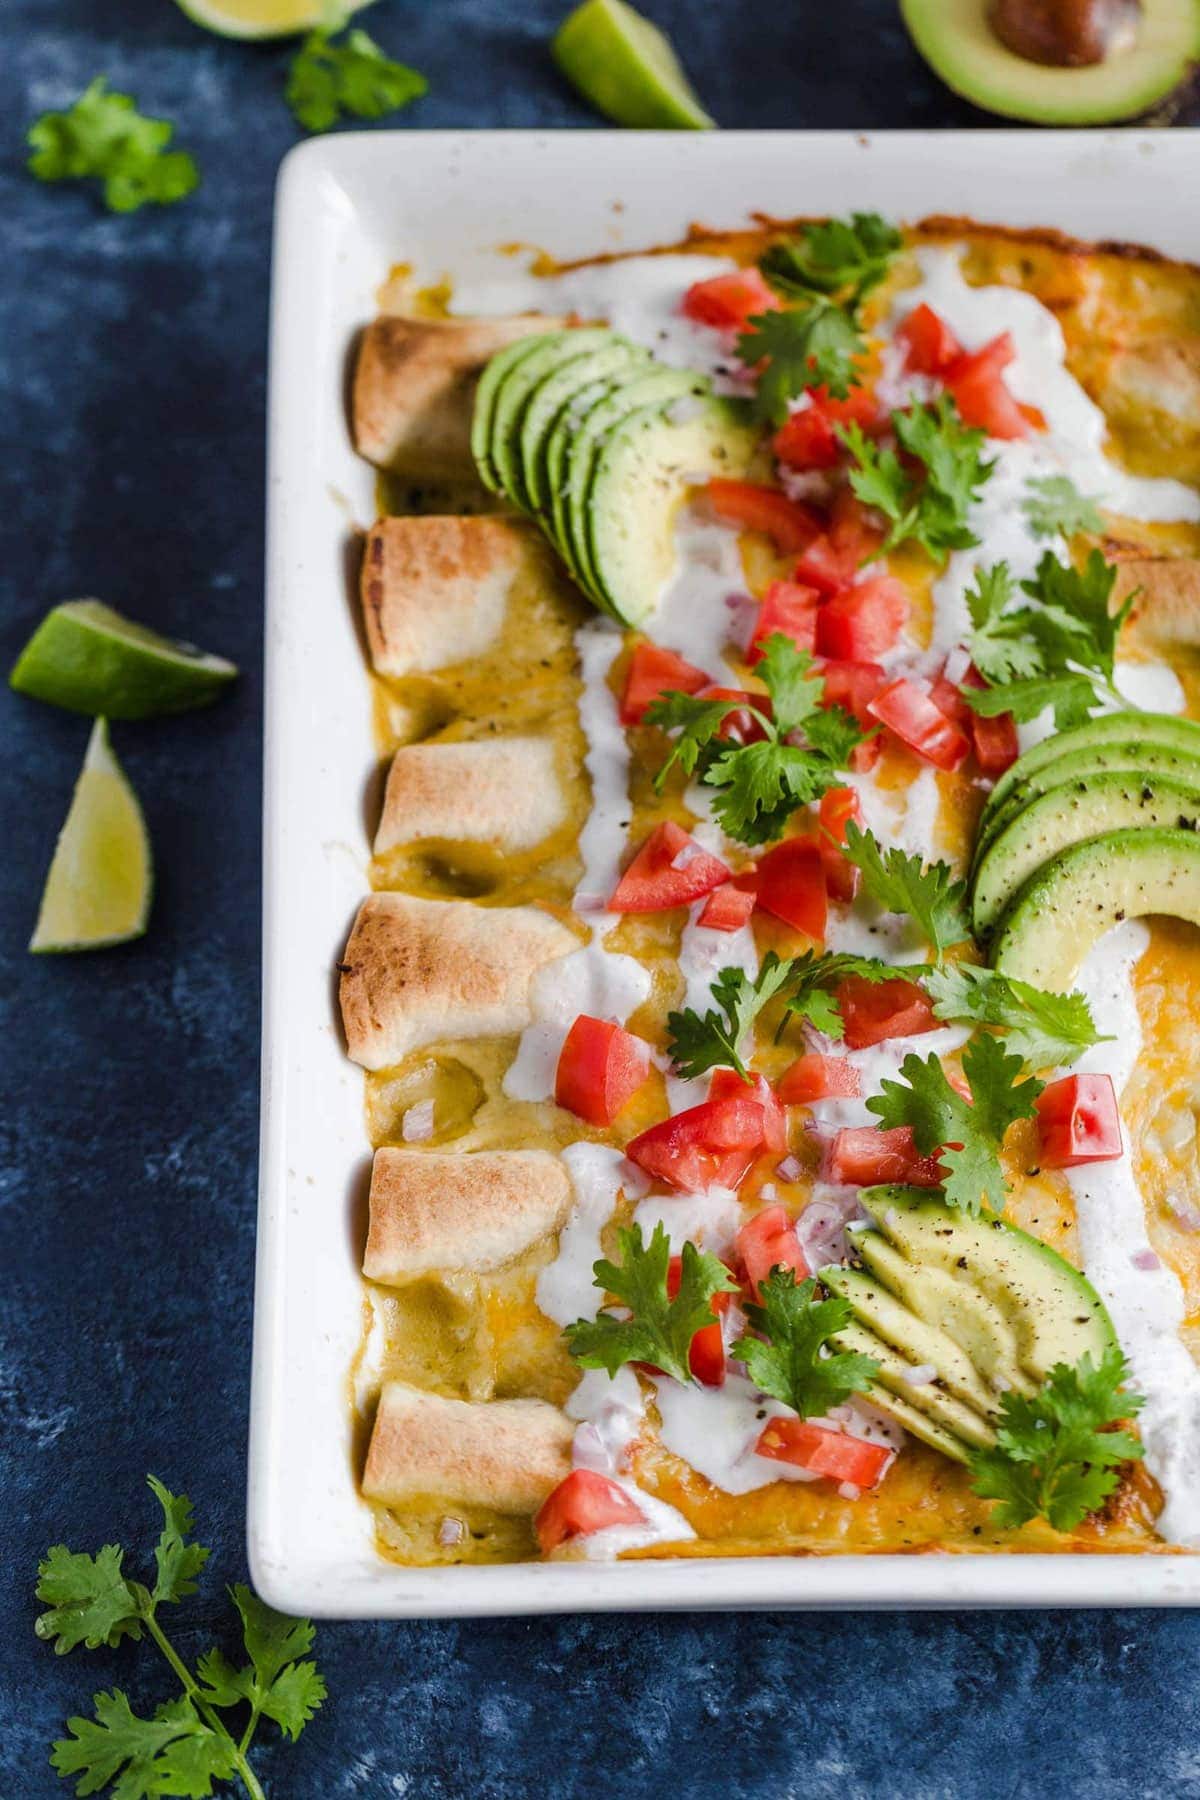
[
  {"xmin": 555, "ymin": 1016, "xmax": 652, "ymax": 1128},
  {"xmin": 815, "ymin": 577, "xmax": 909, "ymax": 662},
  {"xmin": 756, "ymin": 1418, "xmax": 892, "ymax": 1488},
  {"xmin": 755, "ymin": 836, "xmax": 827, "ymax": 941},
  {"xmin": 609, "ymin": 821, "xmax": 730, "ymax": 913},
  {"xmin": 896, "ymin": 302, "xmax": 963, "ymax": 376},
  {"xmin": 665, "ymin": 1254, "xmax": 732, "ymax": 1386},
  {"xmin": 829, "ymin": 487, "xmax": 886, "ymax": 562},
  {"xmin": 709, "ymin": 1069, "xmax": 787, "ymax": 1154},
  {"xmin": 748, "ymin": 580, "xmax": 820, "ymax": 663},
  {"xmin": 736, "ymin": 1204, "xmax": 809, "ymax": 1301},
  {"xmin": 681, "ymin": 268, "xmax": 781, "ymax": 333},
  {"xmin": 817, "ymin": 658, "xmax": 886, "ymax": 771},
  {"xmin": 946, "ymin": 332, "xmax": 1029, "ymax": 440},
  {"xmin": 1035, "ymin": 1074, "xmax": 1124, "ymax": 1169},
  {"xmin": 772, "ymin": 406, "xmax": 841, "ymax": 471},
  {"xmin": 811, "ymin": 383, "xmax": 880, "ymax": 429},
  {"xmin": 620, "ymin": 642, "xmax": 708, "ymax": 726},
  {"xmin": 698, "ymin": 880, "xmax": 757, "ymax": 932},
  {"xmin": 535, "ymin": 1470, "xmax": 645, "ymax": 1554},
  {"xmin": 827, "ymin": 1125, "xmax": 945, "ymax": 1188},
  {"xmin": 868, "ymin": 677, "xmax": 971, "ymax": 771},
  {"xmin": 970, "ymin": 707, "xmax": 1019, "ymax": 775},
  {"xmin": 778, "ymin": 1053, "xmax": 861, "ymax": 1104},
  {"xmin": 708, "ymin": 479, "xmax": 824, "ymax": 553},
  {"xmin": 1019, "ymin": 401, "xmax": 1048, "ymax": 432},
  {"xmin": 929, "ymin": 670, "xmax": 973, "ymax": 732},
  {"xmin": 836, "ymin": 975, "xmax": 938, "ymax": 1050},
  {"xmin": 795, "ymin": 533, "xmax": 849, "ymax": 596},
  {"xmin": 627, "ymin": 1096, "xmax": 767, "ymax": 1192},
  {"xmin": 694, "ymin": 682, "xmax": 771, "ymax": 745},
  {"xmin": 817, "ymin": 784, "xmax": 863, "ymax": 902}
]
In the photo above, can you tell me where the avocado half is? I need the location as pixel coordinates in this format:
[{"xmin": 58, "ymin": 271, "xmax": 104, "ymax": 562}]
[{"xmin": 901, "ymin": 0, "xmax": 1200, "ymax": 123}]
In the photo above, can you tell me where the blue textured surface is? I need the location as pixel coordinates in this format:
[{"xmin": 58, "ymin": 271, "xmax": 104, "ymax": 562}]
[{"xmin": 4, "ymin": 3, "xmax": 1200, "ymax": 1795}]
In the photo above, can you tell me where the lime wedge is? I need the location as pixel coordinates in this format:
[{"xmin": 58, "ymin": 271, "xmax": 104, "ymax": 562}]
[
  {"xmin": 31, "ymin": 720, "xmax": 153, "ymax": 954},
  {"xmin": 173, "ymin": 0, "xmax": 373, "ymax": 39},
  {"xmin": 11, "ymin": 600, "xmax": 238, "ymax": 720},
  {"xmin": 552, "ymin": 0, "xmax": 715, "ymax": 129}
]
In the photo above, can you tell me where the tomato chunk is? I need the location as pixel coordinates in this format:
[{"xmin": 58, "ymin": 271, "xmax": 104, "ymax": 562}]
[
  {"xmin": 868, "ymin": 677, "xmax": 971, "ymax": 771},
  {"xmin": 756, "ymin": 1418, "xmax": 892, "ymax": 1488},
  {"xmin": 707, "ymin": 479, "xmax": 823, "ymax": 553},
  {"xmin": 817, "ymin": 784, "xmax": 863, "ymax": 902},
  {"xmin": 748, "ymin": 580, "xmax": 819, "ymax": 663},
  {"xmin": 620, "ymin": 642, "xmax": 708, "ymax": 725},
  {"xmin": 736, "ymin": 1204, "xmax": 809, "ymax": 1301},
  {"xmin": 709, "ymin": 1068, "xmax": 787, "ymax": 1154},
  {"xmin": 795, "ymin": 533, "xmax": 850, "ymax": 597},
  {"xmin": 772, "ymin": 406, "xmax": 841, "ymax": 471},
  {"xmin": 1035, "ymin": 1074, "xmax": 1124, "ymax": 1169},
  {"xmin": 755, "ymin": 837, "xmax": 827, "ymax": 941},
  {"xmin": 627, "ymin": 1096, "xmax": 767, "ymax": 1192},
  {"xmin": 817, "ymin": 657, "xmax": 886, "ymax": 770},
  {"xmin": 609, "ymin": 821, "xmax": 730, "ymax": 913},
  {"xmin": 555, "ymin": 1016, "xmax": 652, "ymax": 1128},
  {"xmin": 897, "ymin": 302, "xmax": 963, "ymax": 376},
  {"xmin": 682, "ymin": 268, "xmax": 781, "ymax": 332},
  {"xmin": 812, "ymin": 383, "xmax": 880, "ymax": 429},
  {"xmin": 697, "ymin": 880, "xmax": 757, "ymax": 932},
  {"xmin": 946, "ymin": 332, "xmax": 1029, "ymax": 440},
  {"xmin": 815, "ymin": 576, "xmax": 909, "ymax": 661},
  {"xmin": 836, "ymin": 975, "xmax": 937, "ymax": 1050},
  {"xmin": 665, "ymin": 1254, "xmax": 731, "ymax": 1386},
  {"xmin": 778, "ymin": 1053, "xmax": 861, "ymax": 1104},
  {"xmin": 695, "ymin": 682, "xmax": 771, "ymax": 745},
  {"xmin": 970, "ymin": 707, "xmax": 1019, "ymax": 776},
  {"xmin": 828, "ymin": 1125, "xmax": 944, "ymax": 1188},
  {"xmin": 535, "ymin": 1470, "xmax": 645, "ymax": 1554}
]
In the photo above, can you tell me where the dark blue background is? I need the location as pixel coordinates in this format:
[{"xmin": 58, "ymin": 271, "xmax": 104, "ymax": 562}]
[{"xmin": 4, "ymin": 4, "xmax": 1200, "ymax": 1795}]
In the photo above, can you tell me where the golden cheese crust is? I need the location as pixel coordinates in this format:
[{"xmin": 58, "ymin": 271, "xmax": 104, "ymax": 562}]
[
  {"xmin": 1116, "ymin": 557, "xmax": 1200, "ymax": 648},
  {"xmin": 362, "ymin": 1381, "xmax": 573, "ymax": 1512},
  {"xmin": 374, "ymin": 735, "xmax": 567, "ymax": 855},
  {"xmin": 363, "ymin": 1146, "xmax": 572, "ymax": 1282},
  {"xmin": 352, "ymin": 314, "xmax": 565, "ymax": 476},
  {"xmin": 361, "ymin": 514, "xmax": 537, "ymax": 678},
  {"xmin": 339, "ymin": 891, "xmax": 577, "ymax": 1071}
]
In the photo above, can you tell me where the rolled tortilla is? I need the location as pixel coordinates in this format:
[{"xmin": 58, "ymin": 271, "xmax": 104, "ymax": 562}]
[
  {"xmin": 374, "ymin": 736, "xmax": 567, "ymax": 856},
  {"xmin": 361, "ymin": 515, "xmax": 539, "ymax": 679},
  {"xmin": 362, "ymin": 1381, "xmax": 573, "ymax": 1513},
  {"xmin": 1115, "ymin": 556, "xmax": 1200, "ymax": 648},
  {"xmin": 363, "ymin": 1147, "xmax": 572, "ymax": 1283},
  {"xmin": 353, "ymin": 314, "xmax": 566, "ymax": 477},
  {"xmin": 339, "ymin": 892, "xmax": 576, "ymax": 1071}
]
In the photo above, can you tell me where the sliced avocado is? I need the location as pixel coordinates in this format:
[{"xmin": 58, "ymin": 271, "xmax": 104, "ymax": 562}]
[
  {"xmin": 859, "ymin": 1376, "xmax": 976, "ymax": 1465},
  {"xmin": 822, "ymin": 1262, "xmax": 1004, "ymax": 1417},
  {"xmin": 830, "ymin": 1317, "xmax": 991, "ymax": 1462},
  {"xmin": 900, "ymin": 0, "xmax": 1200, "ymax": 125},
  {"xmin": 992, "ymin": 823, "xmax": 1200, "ymax": 988},
  {"xmin": 584, "ymin": 395, "xmax": 757, "ymax": 626},
  {"xmin": 975, "ymin": 739, "xmax": 1200, "ymax": 870},
  {"xmin": 519, "ymin": 338, "xmax": 649, "ymax": 516},
  {"xmin": 973, "ymin": 770, "xmax": 1200, "ymax": 938},
  {"xmin": 472, "ymin": 333, "xmax": 561, "ymax": 494},
  {"xmin": 489, "ymin": 329, "xmax": 615, "ymax": 512}
]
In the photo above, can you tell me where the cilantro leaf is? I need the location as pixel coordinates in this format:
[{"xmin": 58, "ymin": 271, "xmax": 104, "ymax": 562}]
[
  {"xmin": 866, "ymin": 1034, "xmax": 1042, "ymax": 1214},
  {"xmin": 148, "ymin": 1477, "xmax": 210, "ymax": 1609},
  {"xmin": 966, "ymin": 563, "xmax": 1044, "ymax": 683},
  {"xmin": 760, "ymin": 213, "xmax": 902, "ymax": 308},
  {"xmin": 735, "ymin": 1269, "xmax": 879, "ymax": 1418},
  {"xmin": 35, "ymin": 1545, "xmax": 142, "ymax": 1655},
  {"xmin": 967, "ymin": 1348, "xmax": 1144, "ymax": 1531},
  {"xmin": 1022, "ymin": 549, "xmax": 1133, "ymax": 689},
  {"xmin": 737, "ymin": 302, "xmax": 866, "ymax": 417},
  {"xmin": 755, "ymin": 631, "xmax": 823, "ymax": 736},
  {"xmin": 840, "ymin": 822, "xmax": 971, "ymax": 954},
  {"xmin": 963, "ymin": 671, "xmax": 1096, "ymax": 731},
  {"xmin": 925, "ymin": 962, "xmax": 1108, "ymax": 1070},
  {"xmin": 286, "ymin": 27, "xmax": 428, "ymax": 133},
  {"xmin": 667, "ymin": 953, "xmax": 795, "ymax": 1080},
  {"xmin": 776, "ymin": 950, "xmax": 911, "ymax": 1038},
  {"xmin": 50, "ymin": 1691, "xmax": 234, "ymax": 1800},
  {"xmin": 27, "ymin": 78, "xmax": 199, "ymax": 214},
  {"xmin": 565, "ymin": 1225, "xmax": 739, "ymax": 1385},
  {"xmin": 1022, "ymin": 474, "xmax": 1104, "ymax": 541},
  {"xmin": 197, "ymin": 1587, "xmax": 326, "ymax": 1744},
  {"xmin": 705, "ymin": 737, "xmax": 835, "ymax": 844},
  {"xmin": 841, "ymin": 397, "xmax": 993, "ymax": 563}
]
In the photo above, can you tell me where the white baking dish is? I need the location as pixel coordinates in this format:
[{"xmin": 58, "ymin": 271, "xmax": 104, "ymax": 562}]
[{"xmin": 248, "ymin": 127, "xmax": 1200, "ymax": 1616}]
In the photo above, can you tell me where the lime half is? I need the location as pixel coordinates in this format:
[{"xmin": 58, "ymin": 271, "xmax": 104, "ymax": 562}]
[
  {"xmin": 11, "ymin": 600, "xmax": 238, "ymax": 720},
  {"xmin": 31, "ymin": 720, "xmax": 153, "ymax": 954},
  {"xmin": 173, "ymin": 0, "xmax": 373, "ymax": 40},
  {"xmin": 552, "ymin": 0, "xmax": 715, "ymax": 129}
]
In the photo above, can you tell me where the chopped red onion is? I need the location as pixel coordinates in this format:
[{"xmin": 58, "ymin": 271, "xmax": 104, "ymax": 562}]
[
  {"xmin": 904, "ymin": 1363, "xmax": 938, "ymax": 1387},
  {"xmin": 1131, "ymin": 1247, "xmax": 1161, "ymax": 1272},
  {"xmin": 776, "ymin": 1155, "xmax": 803, "ymax": 1183},
  {"xmin": 797, "ymin": 1191, "xmax": 867, "ymax": 1269},
  {"xmin": 401, "ymin": 1099, "xmax": 435, "ymax": 1142},
  {"xmin": 724, "ymin": 590, "xmax": 759, "ymax": 651},
  {"xmin": 838, "ymin": 1482, "xmax": 862, "ymax": 1502},
  {"xmin": 671, "ymin": 840, "xmax": 703, "ymax": 871},
  {"xmin": 1166, "ymin": 1193, "xmax": 1200, "ymax": 1232},
  {"xmin": 942, "ymin": 643, "xmax": 972, "ymax": 686},
  {"xmin": 574, "ymin": 891, "xmax": 608, "ymax": 914},
  {"xmin": 437, "ymin": 1516, "xmax": 465, "ymax": 1547}
]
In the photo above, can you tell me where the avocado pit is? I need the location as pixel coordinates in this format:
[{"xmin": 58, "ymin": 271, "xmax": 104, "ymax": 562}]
[{"xmin": 989, "ymin": 0, "xmax": 1142, "ymax": 67}]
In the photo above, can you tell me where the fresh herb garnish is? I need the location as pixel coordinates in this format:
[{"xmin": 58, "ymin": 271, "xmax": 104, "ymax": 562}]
[
  {"xmin": 1022, "ymin": 474, "xmax": 1104, "ymax": 541},
  {"xmin": 967, "ymin": 1348, "xmax": 1144, "ymax": 1532},
  {"xmin": 564, "ymin": 1224, "xmax": 739, "ymax": 1385},
  {"xmin": 925, "ymin": 962, "xmax": 1107, "ymax": 1072},
  {"xmin": 646, "ymin": 634, "xmax": 865, "ymax": 845},
  {"xmin": 734, "ymin": 1269, "xmax": 880, "ymax": 1418},
  {"xmin": 840, "ymin": 396, "xmax": 994, "ymax": 563},
  {"xmin": 840, "ymin": 822, "xmax": 971, "ymax": 956},
  {"xmin": 36, "ymin": 1476, "xmax": 324, "ymax": 1799},
  {"xmin": 759, "ymin": 213, "xmax": 903, "ymax": 308},
  {"xmin": 866, "ymin": 1032, "xmax": 1043, "ymax": 1215},
  {"xmin": 27, "ymin": 79, "xmax": 199, "ymax": 214},
  {"xmin": 286, "ymin": 26, "xmax": 428, "ymax": 132},
  {"xmin": 737, "ymin": 303, "xmax": 866, "ymax": 418}
]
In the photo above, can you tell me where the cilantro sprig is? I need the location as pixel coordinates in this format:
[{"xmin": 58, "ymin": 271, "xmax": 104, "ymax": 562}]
[
  {"xmin": 27, "ymin": 78, "xmax": 199, "ymax": 214},
  {"xmin": 841, "ymin": 822, "xmax": 971, "ymax": 955},
  {"xmin": 565, "ymin": 1224, "xmax": 739, "ymax": 1385},
  {"xmin": 840, "ymin": 396, "xmax": 994, "ymax": 564},
  {"xmin": 37, "ymin": 1476, "xmax": 324, "ymax": 1799},
  {"xmin": 759, "ymin": 213, "xmax": 903, "ymax": 309},
  {"xmin": 1022, "ymin": 474, "xmax": 1104, "ymax": 541},
  {"xmin": 646, "ymin": 635, "xmax": 866, "ymax": 845},
  {"xmin": 967, "ymin": 1348, "xmax": 1144, "ymax": 1532},
  {"xmin": 287, "ymin": 25, "xmax": 428, "ymax": 132},
  {"xmin": 867, "ymin": 1033, "xmax": 1043, "ymax": 1214},
  {"xmin": 735, "ymin": 1269, "xmax": 880, "ymax": 1419},
  {"xmin": 925, "ymin": 962, "xmax": 1108, "ymax": 1072}
]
